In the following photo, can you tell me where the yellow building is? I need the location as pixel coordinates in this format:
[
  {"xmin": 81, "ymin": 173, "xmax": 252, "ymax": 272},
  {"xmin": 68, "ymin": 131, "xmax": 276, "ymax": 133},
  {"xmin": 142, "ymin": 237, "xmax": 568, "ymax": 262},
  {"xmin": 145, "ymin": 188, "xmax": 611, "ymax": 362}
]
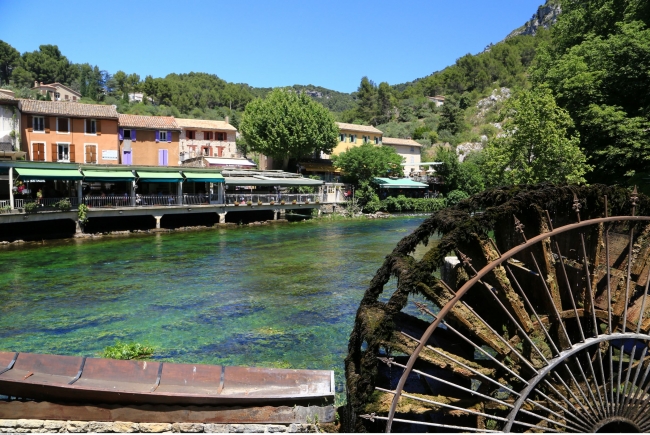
[
  {"xmin": 326, "ymin": 122, "xmax": 383, "ymax": 157},
  {"xmin": 381, "ymin": 137, "xmax": 422, "ymax": 176}
]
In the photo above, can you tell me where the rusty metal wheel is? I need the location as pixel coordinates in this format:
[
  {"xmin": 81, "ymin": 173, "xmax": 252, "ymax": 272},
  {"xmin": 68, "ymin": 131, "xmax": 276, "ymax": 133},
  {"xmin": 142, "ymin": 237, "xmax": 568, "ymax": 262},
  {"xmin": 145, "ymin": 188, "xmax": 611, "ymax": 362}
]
[{"xmin": 346, "ymin": 186, "xmax": 650, "ymax": 433}]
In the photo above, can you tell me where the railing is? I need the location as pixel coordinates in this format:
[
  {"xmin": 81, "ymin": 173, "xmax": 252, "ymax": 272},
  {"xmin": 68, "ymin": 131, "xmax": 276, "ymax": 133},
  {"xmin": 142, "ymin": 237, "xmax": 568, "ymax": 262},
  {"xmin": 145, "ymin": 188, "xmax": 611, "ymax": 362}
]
[
  {"xmin": 225, "ymin": 193, "xmax": 320, "ymax": 205},
  {"xmin": 22, "ymin": 197, "xmax": 79, "ymax": 208}
]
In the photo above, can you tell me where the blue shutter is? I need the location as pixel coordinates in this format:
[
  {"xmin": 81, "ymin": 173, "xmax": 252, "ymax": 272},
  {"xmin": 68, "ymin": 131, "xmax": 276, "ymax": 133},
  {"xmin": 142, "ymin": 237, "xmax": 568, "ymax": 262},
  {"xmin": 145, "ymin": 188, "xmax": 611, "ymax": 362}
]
[
  {"xmin": 155, "ymin": 130, "xmax": 160, "ymax": 142},
  {"xmin": 118, "ymin": 128, "xmax": 124, "ymax": 141},
  {"xmin": 158, "ymin": 149, "xmax": 163, "ymax": 166},
  {"xmin": 167, "ymin": 131, "xmax": 172, "ymax": 143},
  {"xmin": 163, "ymin": 149, "xmax": 168, "ymax": 166},
  {"xmin": 132, "ymin": 129, "xmax": 136, "ymax": 141}
]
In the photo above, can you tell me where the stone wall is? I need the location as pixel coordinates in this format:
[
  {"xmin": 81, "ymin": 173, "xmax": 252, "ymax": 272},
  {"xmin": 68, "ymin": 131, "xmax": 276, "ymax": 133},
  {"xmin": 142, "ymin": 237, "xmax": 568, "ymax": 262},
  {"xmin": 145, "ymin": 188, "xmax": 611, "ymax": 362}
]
[{"xmin": 0, "ymin": 420, "xmax": 318, "ymax": 433}]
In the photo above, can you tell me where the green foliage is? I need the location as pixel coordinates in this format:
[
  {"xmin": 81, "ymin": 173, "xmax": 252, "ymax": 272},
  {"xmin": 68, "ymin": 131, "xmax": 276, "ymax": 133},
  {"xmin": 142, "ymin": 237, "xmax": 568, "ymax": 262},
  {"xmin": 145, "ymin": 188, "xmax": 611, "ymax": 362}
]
[
  {"xmin": 77, "ymin": 203, "xmax": 89, "ymax": 224},
  {"xmin": 331, "ymin": 143, "xmax": 404, "ymax": 184},
  {"xmin": 102, "ymin": 341, "xmax": 154, "ymax": 360},
  {"xmin": 0, "ymin": 205, "xmax": 11, "ymax": 214},
  {"xmin": 240, "ymin": 88, "xmax": 338, "ymax": 169},
  {"xmin": 446, "ymin": 190, "xmax": 470, "ymax": 206},
  {"xmin": 483, "ymin": 87, "xmax": 591, "ymax": 186},
  {"xmin": 24, "ymin": 202, "xmax": 38, "ymax": 213},
  {"xmin": 438, "ymin": 98, "xmax": 465, "ymax": 135},
  {"xmin": 532, "ymin": 1, "xmax": 650, "ymax": 182},
  {"xmin": 0, "ymin": 40, "xmax": 20, "ymax": 86},
  {"xmin": 356, "ymin": 181, "xmax": 379, "ymax": 207},
  {"xmin": 55, "ymin": 198, "xmax": 71, "ymax": 211},
  {"xmin": 434, "ymin": 147, "xmax": 485, "ymax": 195},
  {"xmin": 376, "ymin": 196, "xmax": 447, "ymax": 213}
]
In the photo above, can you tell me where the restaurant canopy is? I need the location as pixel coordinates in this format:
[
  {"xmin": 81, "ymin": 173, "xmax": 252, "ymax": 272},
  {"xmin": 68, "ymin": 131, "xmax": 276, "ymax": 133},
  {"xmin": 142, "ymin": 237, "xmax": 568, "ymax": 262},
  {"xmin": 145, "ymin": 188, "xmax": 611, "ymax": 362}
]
[
  {"xmin": 136, "ymin": 171, "xmax": 183, "ymax": 183},
  {"xmin": 15, "ymin": 167, "xmax": 82, "ymax": 181},
  {"xmin": 374, "ymin": 177, "xmax": 428, "ymax": 189},
  {"xmin": 224, "ymin": 176, "xmax": 323, "ymax": 187},
  {"xmin": 82, "ymin": 169, "xmax": 136, "ymax": 182},
  {"xmin": 181, "ymin": 171, "xmax": 225, "ymax": 183}
]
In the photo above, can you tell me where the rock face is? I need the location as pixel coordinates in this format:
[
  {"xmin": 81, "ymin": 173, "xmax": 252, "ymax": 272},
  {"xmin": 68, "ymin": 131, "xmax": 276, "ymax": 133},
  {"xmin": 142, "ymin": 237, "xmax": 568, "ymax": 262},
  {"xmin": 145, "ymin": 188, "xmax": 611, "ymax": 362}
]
[{"xmin": 508, "ymin": 0, "xmax": 562, "ymax": 38}]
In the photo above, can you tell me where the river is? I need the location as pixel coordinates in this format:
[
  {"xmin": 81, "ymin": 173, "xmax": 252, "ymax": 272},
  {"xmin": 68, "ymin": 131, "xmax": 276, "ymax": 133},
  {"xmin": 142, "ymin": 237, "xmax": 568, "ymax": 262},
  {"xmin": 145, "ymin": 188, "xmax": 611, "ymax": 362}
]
[{"xmin": 0, "ymin": 216, "xmax": 427, "ymax": 397}]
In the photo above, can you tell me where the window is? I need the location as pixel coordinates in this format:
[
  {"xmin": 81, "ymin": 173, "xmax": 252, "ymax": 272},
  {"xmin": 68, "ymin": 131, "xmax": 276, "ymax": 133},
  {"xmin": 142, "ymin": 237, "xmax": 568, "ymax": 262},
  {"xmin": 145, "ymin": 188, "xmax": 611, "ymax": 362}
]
[
  {"xmin": 375, "ymin": 137, "xmax": 380, "ymax": 144},
  {"xmin": 411, "ymin": 156, "xmax": 415, "ymax": 164},
  {"xmin": 159, "ymin": 131, "xmax": 168, "ymax": 142},
  {"xmin": 57, "ymin": 118, "xmax": 69, "ymax": 133},
  {"xmin": 72, "ymin": 96, "xmax": 77, "ymax": 101},
  {"xmin": 339, "ymin": 134, "xmax": 345, "ymax": 142},
  {"xmin": 202, "ymin": 147, "xmax": 210, "ymax": 156},
  {"xmin": 123, "ymin": 129, "xmax": 132, "ymax": 139},
  {"xmin": 159, "ymin": 149, "xmax": 169, "ymax": 166},
  {"xmin": 216, "ymin": 132, "xmax": 226, "ymax": 141},
  {"xmin": 32, "ymin": 143, "xmax": 45, "ymax": 161},
  {"xmin": 33, "ymin": 116, "xmax": 44, "ymax": 132},
  {"xmin": 349, "ymin": 134, "xmax": 356, "ymax": 143},
  {"xmin": 411, "ymin": 146, "xmax": 415, "ymax": 152},
  {"xmin": 54, "ymin": 92, "xmax": 60, "ymax": 100},
  {"xmin": 204, "ymin": 131, "xmax": 212, "ymax": 140},
  {"xmin": 85, "ymin": 145, "xmax": 97, "ymax": 164},
  {"xmin": 186, "ymin": 130, "xmax": 195, "ymax": 140},
  {"xmin": 85, "ymin": 119, "xmax": 97, "ymax": 134},
  {"xmin": 65, "ymin": 95, "xmax": 69, "ymax": 101},
  {"xmin": 363, "ymin": 135, "xmax": 370, "ymax": 144},
  {"xmin": 57, "ymin": 143, "xmax": 70, "ymax": 162}
]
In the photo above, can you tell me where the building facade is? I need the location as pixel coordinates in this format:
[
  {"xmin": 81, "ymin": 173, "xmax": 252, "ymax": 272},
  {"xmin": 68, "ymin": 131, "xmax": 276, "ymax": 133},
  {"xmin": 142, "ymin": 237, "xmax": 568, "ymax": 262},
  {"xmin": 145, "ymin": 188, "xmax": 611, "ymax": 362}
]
[
  {"xmin": 381, "ymin": 137, "xmax": 422, "ymax": 176},
  {"xmin": 117, "ymin": 114, "xmax": 180, "ymax": 166},
  {"xmin": 329, "ymin": 122, "xmax": 383, "ymax": 156},
  {"xmin": 0, "ymin": 91, "xmax": 23, "ymax": 159},
  {"xmin": 176, "ymin": 118, "xmax": 238, "ymax": 162},
  {"xmin": 19, "ymin": 100, "xmax": 119, "ymax": 164},
  {"xmin": 32, "ymin": 82, "xmax": 82, "ymax": 102}
]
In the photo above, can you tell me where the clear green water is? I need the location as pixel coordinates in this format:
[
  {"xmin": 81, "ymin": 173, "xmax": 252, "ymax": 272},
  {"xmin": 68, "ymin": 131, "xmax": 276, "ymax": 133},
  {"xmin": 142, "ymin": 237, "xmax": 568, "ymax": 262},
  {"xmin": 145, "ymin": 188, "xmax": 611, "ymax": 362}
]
[{"xmin": 0, "ymin": 217, "xmax": 425, "ymax": 395}]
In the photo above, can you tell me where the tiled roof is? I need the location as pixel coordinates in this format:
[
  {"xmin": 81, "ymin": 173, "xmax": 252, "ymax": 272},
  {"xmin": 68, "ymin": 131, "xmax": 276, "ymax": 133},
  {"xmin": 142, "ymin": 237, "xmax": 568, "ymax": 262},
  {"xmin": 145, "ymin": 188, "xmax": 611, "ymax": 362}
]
[
  {"xmin": 19, "ymin": 100, "xmax": 118, "ymax": 118},
  {"xmin": 0, "ymin": 91, "xmax": 16, "ymax": 102},
  {"xmin": 175, "ymin": 118, "xmax": 237, "ymax": 131},
  {"xmin": 382, "ymin": 137, "xmax": 422, "ymax": 147},
  {"xmin": 118, "ymin": 114, "xmax": 180, "ymax": 130},
  {"xmin": 336, "ymin": 122, "xmax": 383, "ymax": 134}
]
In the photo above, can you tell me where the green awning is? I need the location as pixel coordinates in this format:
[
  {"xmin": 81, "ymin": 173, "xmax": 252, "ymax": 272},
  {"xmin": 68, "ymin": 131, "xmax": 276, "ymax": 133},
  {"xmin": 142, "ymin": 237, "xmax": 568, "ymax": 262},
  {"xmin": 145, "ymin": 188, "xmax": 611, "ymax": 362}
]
[
  {"xmin": 136, "ymin": 171, "xmax": 183, "ymax": 183},
  {"xmin": 224, "ymin": 176, "xmax": 323, "ymax": 187},
  {"xmin": 82, "ymin": 169, "xmax": 136, "ymax": 182},
  {"xmin": 182, "ymin": 171, "xmax": 224, "ymax": 183},
  {"xmin": 375, "ymin": 177, "xmax": 428, "ymax": 189},
  {"xmin": 15, "ymin": 167, "xmax": 82, "ymax": 181}
]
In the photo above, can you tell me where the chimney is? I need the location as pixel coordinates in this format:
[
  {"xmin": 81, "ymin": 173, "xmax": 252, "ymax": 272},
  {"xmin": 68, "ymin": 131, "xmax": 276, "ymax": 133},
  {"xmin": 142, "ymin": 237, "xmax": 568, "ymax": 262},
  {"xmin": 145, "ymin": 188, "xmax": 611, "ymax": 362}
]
[{"xmin": 225, "ymin": 116, "xmax": 230, "ymax": 125}]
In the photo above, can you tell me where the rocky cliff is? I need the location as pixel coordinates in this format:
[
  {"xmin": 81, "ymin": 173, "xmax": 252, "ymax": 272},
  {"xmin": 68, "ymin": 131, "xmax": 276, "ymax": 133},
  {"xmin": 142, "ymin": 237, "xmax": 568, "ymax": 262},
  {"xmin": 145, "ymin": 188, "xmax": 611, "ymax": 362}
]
[{"xmin": 507, "ymin": 0, "xmax": 561, "ymax": 38}]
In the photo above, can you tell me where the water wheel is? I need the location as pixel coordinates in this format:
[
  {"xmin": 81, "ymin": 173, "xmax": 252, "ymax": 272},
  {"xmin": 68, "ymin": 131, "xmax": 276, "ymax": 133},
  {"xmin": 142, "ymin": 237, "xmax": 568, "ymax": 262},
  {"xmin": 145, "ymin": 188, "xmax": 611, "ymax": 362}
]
[{"xmin": 344, "ymin": 185, "xmax": 650, "ymax": 433}]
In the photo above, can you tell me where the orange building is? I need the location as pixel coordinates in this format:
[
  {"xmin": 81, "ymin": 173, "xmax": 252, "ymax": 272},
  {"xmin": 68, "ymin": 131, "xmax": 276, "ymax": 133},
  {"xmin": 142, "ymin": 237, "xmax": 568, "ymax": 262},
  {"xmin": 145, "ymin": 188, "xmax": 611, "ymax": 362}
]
[
  {"xmin": 117, "ymin": 114, "xmax": 180, "ymax": 166},
  {"xmin": 19, "ymin": 100, "xmax": 119, "ymax": 164}
]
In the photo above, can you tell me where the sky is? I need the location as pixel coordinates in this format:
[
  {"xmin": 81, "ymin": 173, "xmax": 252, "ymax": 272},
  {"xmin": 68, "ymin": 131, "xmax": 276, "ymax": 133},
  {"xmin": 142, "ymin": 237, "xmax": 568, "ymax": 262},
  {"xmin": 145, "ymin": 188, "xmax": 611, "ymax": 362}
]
[{"xmin": 0, "ymin": 0, "xmax": 545, "ymax": 93}]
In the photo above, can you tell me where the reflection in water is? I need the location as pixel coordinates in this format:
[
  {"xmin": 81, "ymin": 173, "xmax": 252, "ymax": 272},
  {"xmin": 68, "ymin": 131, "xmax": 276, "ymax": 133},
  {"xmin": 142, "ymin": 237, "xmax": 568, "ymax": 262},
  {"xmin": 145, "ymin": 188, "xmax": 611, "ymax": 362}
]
[{"xmin": 0, "ymin": 217, "xmax": 427, "ymax": 393}]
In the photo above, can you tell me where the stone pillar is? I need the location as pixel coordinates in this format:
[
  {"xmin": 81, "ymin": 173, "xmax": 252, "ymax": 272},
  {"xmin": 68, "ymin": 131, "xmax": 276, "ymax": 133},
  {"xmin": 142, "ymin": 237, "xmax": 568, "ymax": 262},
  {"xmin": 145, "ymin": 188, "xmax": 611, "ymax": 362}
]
[
  {"xmin": 154, "ymin": 215, "xmax": 163, "ymax": 229},
  {"xmin": 177, "ymin": 181, "xmax": 183, "ymax": 205},
  {"xmin": 279, "ymin": 209, "xmax": 286, "ymax": 219},
  {"xmin": 77, "ymin": 180, "xmax": 82, "ymax": 206},
  {"xmin": 218, "ymin": 212, "xmax": 227, "ymax": 224},
  {"xmin": 218, "ymin": 182, "xmax": 224, "ymax": 204},
  {"xmin": 273, "ymin": 210, "xmax": 278, "ymax": 220},
  {"xmin": 130, "ymin": 181, "xmax": 136, "ymax": 206},
  {"xmin": 75, "ymin": 218, "xmax": 83, "ymax": 234},
  {"xmin": 8, "ymin": 167, "xmax": 13, "ymax": 210}
]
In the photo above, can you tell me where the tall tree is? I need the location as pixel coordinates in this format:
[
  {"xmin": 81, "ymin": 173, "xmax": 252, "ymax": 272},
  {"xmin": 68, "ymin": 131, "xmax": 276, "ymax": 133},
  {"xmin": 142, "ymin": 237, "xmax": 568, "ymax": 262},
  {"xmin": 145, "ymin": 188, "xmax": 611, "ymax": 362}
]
[
  {"xmin": 377, "ymin": 82, "xmax": 394, "ymax": 124},
  {"xmin": 331, "ymin": 143, "xmax": 404, "ymax": 185},
  {"xmin": 0, "ymin": 40, "xmax": 20, "ymax": 86},
  {"xmin": 240, "ymin": 88, "xmax": 338, "ymax": 169},
  {"xmin": 19, "ymin": 45, "xmax": 77, "ymax": 86},
  {"xmin": 483, "ymin": 87, "xmax": 592, "ymax": 186},
  {"xmin": 355, "ymin": 76, "xmax": 377, "ymax": 124},
  {"xmin": 437, "ymin": 98, "xmax": 465, "ymax": 135}
]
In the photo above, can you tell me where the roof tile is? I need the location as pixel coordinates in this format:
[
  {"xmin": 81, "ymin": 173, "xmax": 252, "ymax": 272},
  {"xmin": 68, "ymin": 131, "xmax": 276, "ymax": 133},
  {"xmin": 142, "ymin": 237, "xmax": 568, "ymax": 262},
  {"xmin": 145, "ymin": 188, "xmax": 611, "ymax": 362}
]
[
  {"xmin": 118, "ymin": 114, "xmax": 180, "ymax": 130},
  {"xmin": 175, "ymin": 118, "xmax": 237, "ymax": 131},
  {"xmin": 19, "ymin": 100, "xmax": 118, "ymax": 118},
  {"xmin": 382, "ymin": 137, "xmax": 422, "ymax": 147},
  {"xmin": 336, "ymin": 122, "xmax": 383, "ymax": 134}
]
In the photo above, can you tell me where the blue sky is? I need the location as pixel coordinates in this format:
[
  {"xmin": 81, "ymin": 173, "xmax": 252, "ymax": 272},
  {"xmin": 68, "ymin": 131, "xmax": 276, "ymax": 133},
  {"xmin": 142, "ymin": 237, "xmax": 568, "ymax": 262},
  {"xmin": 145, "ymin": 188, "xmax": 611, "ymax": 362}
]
[{"xmin": 0, "ymin": 0, "xmax": 544, "ymax": 93}]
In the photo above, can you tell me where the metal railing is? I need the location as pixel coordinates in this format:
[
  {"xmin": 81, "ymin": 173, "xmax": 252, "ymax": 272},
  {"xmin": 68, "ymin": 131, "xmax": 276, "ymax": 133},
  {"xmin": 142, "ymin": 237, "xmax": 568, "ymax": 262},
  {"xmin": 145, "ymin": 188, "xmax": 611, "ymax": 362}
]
[{"xmin": 225, "ymin": 193, "xmax": 320, "ymax": 205}]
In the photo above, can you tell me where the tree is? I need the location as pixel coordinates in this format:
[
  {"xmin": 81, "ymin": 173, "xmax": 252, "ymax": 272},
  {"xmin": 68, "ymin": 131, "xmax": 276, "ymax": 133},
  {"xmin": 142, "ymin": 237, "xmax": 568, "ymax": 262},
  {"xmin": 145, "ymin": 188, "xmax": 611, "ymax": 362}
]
[
  {"xmin": 483, "ymin": 87, "xmax": 592, "ymax": 186},
  {"xmin": 437, "ymin": 98, "xmax": 465, "ymax": 135},
  {"xmin": 0, "ymin": 40, "xmax": 20, "ymax": 86},
  {"xmin": 355, "ymin": 76, "xmax": 377, "ymax": 124},
  {"xmin": 239, "ymin": 88, "xmax": 338, "ymax": 169},
  {"xmin": 331, "ymin": 143, "xmax": 404, "ymax": 185},
  {"xmin": 377, "ymin": 82, "xmax": 394, "ymax": 124},
  {"xmin": 114, "ymin": 70, "xmax": 127, "ymax": 96}
]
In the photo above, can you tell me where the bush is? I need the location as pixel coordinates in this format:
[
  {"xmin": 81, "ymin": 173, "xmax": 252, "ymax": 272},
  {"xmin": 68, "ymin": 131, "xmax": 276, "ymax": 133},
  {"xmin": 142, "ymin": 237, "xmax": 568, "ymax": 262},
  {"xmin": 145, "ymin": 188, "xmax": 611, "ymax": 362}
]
[
  {"xmin": 0, "ymin": 205, "xmax": 10, "ymax": 214},
  {"xmin": 446, "ymin": 190, "xmax": 470, "ymax": 206},
  {"xmin": 375, "ymin": 196, "xmax": 447, "ymax": 213},
  {"xmin": 102, "ymin": 341, "xmax": 154, "ymax": 360},
  {"xmin": 24, "ymin": 202, "xmax": 38, "ymax": 213},
  {"xmin": 364, "ymin": 200, "xmax": 381, "ymax": 213},
  {"xmin": 56, "ymin": 198, "xmax": 71, "ymax": 211}
]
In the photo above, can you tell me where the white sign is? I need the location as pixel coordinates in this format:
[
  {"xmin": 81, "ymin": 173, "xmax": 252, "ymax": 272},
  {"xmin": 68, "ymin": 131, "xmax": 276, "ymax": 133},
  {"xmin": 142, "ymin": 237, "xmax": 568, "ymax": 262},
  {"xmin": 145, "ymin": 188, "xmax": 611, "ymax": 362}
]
[{"xmin": 102, "ymin": 150, "xmax": 118, "ymax": 160}]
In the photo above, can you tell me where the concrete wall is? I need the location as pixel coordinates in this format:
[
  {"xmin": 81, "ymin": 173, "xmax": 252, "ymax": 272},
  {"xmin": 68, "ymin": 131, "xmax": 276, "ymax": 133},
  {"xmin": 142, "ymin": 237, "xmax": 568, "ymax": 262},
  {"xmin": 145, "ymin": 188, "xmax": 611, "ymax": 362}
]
[
  {"xmin": 121, "ymin": 130, "xmax": 180, "ymax": 166},
  {"xmin": 0, "ymin": 104, "xmax": 19, "ymax": 150},
  {"xmin": 21, "ymin": 115, "xmax": 119, "ymax": 164}
]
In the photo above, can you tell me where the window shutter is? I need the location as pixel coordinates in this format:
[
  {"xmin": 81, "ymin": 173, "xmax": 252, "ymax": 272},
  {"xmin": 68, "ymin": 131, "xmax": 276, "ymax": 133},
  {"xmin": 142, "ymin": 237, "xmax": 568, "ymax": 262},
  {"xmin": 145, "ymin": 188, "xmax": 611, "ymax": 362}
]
[
  {"xmin": 155, "ymin": 130, "xmax": 160, "ymax": 142},
  {"xmin": 209, "ymin": 147, "xmax": 213, "ymax": 156},
  {"xmin": 51, "ymin": 143, "xmax": 57, "ymax": 161},
  {"xmin": 132, "ymin": 129, "xmax": 136, "ymax": 141},
  {"xmin": 118, "ymin": 128, "xmax": 124, "ymax": 141},
  {"xmin": 158, "ymin": 149, "xmax": 163, "ymax": 165},
  {"xmin": 164, "ymin": 149, "xmax": 168, "ymax": 166},
  {"xmin": 44, "ymin": 117, "xmax": 50, "ymax": 133},
  {"xmin": 85, "ymin": 146, "xmax": 91, "ymax": 163},
  {"xmin": 69, "ymin": 144, "xmax": 75, "ymax": 162},
  {"xmin": 96, "ymin": 119, "xmax": 101, "ymax": 135},
  {"xmin": 91, "ymin": 146, "xmax": 97, "ymax": 163},
  {"xmin": 167, "ymin": 131, "xmax": 172, "ymax": 143}
]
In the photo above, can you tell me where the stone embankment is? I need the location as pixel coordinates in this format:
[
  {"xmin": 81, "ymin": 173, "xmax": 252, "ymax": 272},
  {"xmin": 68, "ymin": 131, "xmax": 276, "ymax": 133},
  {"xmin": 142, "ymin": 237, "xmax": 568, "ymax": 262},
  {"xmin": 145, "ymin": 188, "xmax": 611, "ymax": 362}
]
[{"xmin": 0, "ymin": 419, "xmax": 318, "ymax": 433}]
